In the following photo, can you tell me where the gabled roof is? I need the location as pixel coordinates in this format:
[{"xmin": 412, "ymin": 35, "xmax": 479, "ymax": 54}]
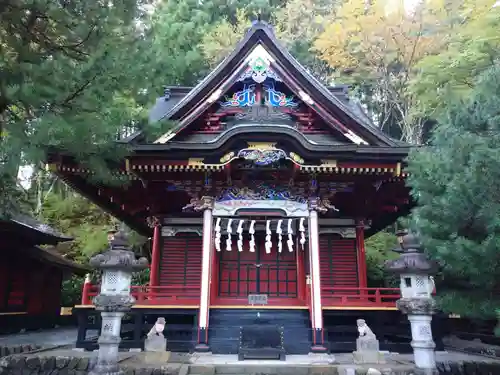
[
  {"xmin": 1, "ymin": 214, "xmax": 73, "ymax": 245},
  {"xmin": 150, "ymin": 21, "xmax": 403, "ymax": 147}
]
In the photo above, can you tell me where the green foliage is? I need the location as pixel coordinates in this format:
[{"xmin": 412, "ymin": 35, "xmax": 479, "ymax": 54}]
[
  {"xmin": 40, "ymin": 193, "xmax": 115, "ymax": 262},
  {"xmin": 133, "ymin": 268, "xmax": 150, "ymax": 285},
  {"xmin": 61, "ymin": 275, "xmax": 85, "ymax": 307},
  {"xmin": 0, "ymin": 0, "xmax": 156, "ymax": 217},
  {"xmin": 407, "ymin": 64, "xmax": 500, "ymax": 318},
  {"xmin": 365, "ymin": 231, "xmax": 399, "ymax": 287},
  {"xmin": 274, "ymin": 0, "xmax": 337, "ymax": 80},
  {"xmin": 409, "ymin": 3, "xmax": 500, "ymax": 119}
]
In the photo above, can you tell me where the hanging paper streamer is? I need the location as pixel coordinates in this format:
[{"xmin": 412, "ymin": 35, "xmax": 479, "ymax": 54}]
[
  {"xmin": 237, "ymin": 220, "xmax": 244, "ymax": 252},
  {"xmin": 299, "ymin": 217, "xmax": 306, "ymax": 250},
  {"xmin": 215, "ymin": 218, "xmax": 222, "ymax": 252},
  {"xmin": 276, "ymin": 219, "xmax": 283, "ymax": 253},
  {"xmin": 249, "ymin": 220, "xmax": 256, "ymax": 252},
  {"xmin": 287, "ymin": 219, "xmax": 294, "ymax": 252},
  {"xmin": 265, "ymin": 220, "xmax": 272, "ymax": 254},
  {"xmin": 226, "ymin": 219, "xmax": 233, "ymax": 251}
]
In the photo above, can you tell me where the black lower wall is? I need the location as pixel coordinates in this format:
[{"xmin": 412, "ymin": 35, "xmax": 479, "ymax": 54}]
[
  {"xmin": 73, "ymin": 307, "xmax": 446, "ymax": 354},
  {"xmin": 208, "ymin": 309, "xmax": 312, "ymax": 354},
  {"xmin": 74, "ymin": 307, "xmax": 197, "ymax": 352},
  {"xmin": 323, "ymin": 310, "xmax": 446, "ymax": 353}
]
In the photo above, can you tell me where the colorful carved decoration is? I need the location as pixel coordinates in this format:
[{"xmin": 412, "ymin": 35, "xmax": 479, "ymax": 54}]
[
  {"xmin": 220, "ymin": 83, "xmax": 297, "ymax": 108},
  {"xmin": 220, "ymin": 152, "xmax": 235, "ymax": 163},
  {"xmin": 182, "ymin": 196, "xmax": 215, "ymax": 212},
  {"xmin": 289, "ymin": 152, "xmax": 304, "ymax": 164},
  {"xmin": 307, "ymin": 196, "xmax": 339, "ymax": 214},
  {"xmin": 263, "ymin": 83, "xmax": 298, "ymax": 108},
  {"xmin": 220, "ymin": 84, "xmax": 256, "ymax": 107},
  {"xmin": 217, "ymin": 183, "xmax": 306, "ymax": 203},
  {"xmin": 238, "ymin": 148, "xmax": 286, "ymax": 166}
]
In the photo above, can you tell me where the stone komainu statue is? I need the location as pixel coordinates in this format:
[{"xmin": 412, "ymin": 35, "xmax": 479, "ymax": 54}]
[
  {"xmin": 357, "ymin": 319, "xmax": 376, "ymax": 339},
  {"xmin": 147, "ymin": 317, "xmax": 166, "ymax": 338}
]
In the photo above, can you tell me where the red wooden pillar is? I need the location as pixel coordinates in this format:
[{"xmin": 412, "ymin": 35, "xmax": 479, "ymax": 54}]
[
  {"xmin": 296, "ymin": 244, "xmax": 306, "ymax": 302},
  {"xmin": 81, "ymin": 274, "xmax": 92, "ymax": 305},
  {"xmin": 149, "ymin": 219, "xmax": 161, "ymax": 289},
  {"xmin": 356, "ymin": 220, "xmax": 368, "ymax": 289}
]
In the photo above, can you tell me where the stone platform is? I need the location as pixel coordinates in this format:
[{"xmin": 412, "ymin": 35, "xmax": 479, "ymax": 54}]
[{"xmin": 1, "ymin": 349, "xmax": 500, "ymax": 375}]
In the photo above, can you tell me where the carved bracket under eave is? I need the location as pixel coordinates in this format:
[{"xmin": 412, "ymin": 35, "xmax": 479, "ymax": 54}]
[
  {"xmin": 161, "ymin": 226, "xmax": 203, "ymax": 237},
  {"xmin": 318, "ymin": 228, "xmax": 358, "ymax": 238}
]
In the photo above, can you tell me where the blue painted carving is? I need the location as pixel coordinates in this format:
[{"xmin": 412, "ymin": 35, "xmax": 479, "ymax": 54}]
[
  {"xmin": 217, "ymin": 183, "xmax": 306, "ymax": 203},
  {"xmin": 220, "ymin": 84, "xmax": 256, "ymax": 107},
  {"xmin": 263, "ymin": 83, "xmax": 298, "ymax": 108},
  {"xmin": 238, "ymin": 148, "xmax": 286, "ymax": 166}
]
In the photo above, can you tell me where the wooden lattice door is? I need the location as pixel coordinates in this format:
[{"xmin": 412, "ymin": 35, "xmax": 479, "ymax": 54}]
[{"xmin": 218, "ymin": 235, "xmax": 298, "ymax": 299}]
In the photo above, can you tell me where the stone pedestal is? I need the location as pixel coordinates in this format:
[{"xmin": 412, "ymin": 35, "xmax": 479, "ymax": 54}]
[
  {"xmin": 353, "ymin": 337, "xmax": 385, "ymax": 364},
  {"xmin": 145, "ymin": 334, "xmax": 167, "ymax": 352},
  {"xmin": 144, "ymin": 338, "xmax": 170, "ymax": 364},
  {"xmin": 307, "ymin": 352, "xmax": 336, "ymax": 365},
  {"xmin": 398, "ymin": 298, "xmax": 438, "ymax": 374}
]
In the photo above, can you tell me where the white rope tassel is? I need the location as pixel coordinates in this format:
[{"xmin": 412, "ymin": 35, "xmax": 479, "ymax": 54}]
[
  {"xmin": 299, "ymin": 217, "xmax": 306, "ymax": 250},
  {"xmin": 226, "ymin": 219, "xmax": 233, "ymax": 251},
  {"xmin": 287, "ymin": 219, "xmax": 294, "ymax": 252},
  {"xmin": 265, "ymin": 220, "xmax": 272, "ymax": 254},
  {"xmin": 276, "ymin": 219, "xmax": 283, "ymax": 253},
  {"xmin": 249, "ymin": 220, "xmax": 256, "ymax": 253},
  {"xmin": 215, "ymin": 218, "xmax": 221, "ymax": 252},
  {"xmin": 237, "ymin": 220, "xmax": 244, "ymax": 252}
]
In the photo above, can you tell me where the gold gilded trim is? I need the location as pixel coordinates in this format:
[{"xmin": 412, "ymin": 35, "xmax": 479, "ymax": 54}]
[{"xmin": 247, "ymin": 142, "xmax": 277, "ymax": 150}]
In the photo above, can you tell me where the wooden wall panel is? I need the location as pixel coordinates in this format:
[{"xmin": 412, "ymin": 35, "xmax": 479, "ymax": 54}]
[
  {"xmin": 319, "ymin": 235, "xmax": 358, "ymax": 292},
  {"xmin": 159, "ymin": 234, "xmax": 202, "ymax": 287}
]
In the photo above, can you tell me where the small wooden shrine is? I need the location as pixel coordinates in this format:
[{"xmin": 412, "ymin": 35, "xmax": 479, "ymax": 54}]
[
  {"xmin": 0, "ymin": 215, "xmax": 87, "ymax": 333},
  {"xmin": 49, "ymin": 21, "xmax": 419, "ymax": 355}
]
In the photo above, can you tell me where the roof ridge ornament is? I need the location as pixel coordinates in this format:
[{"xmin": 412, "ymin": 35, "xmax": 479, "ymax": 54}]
[{"xmin": 249, "ymin": 18, "xmax": 274, "ymax": 35}]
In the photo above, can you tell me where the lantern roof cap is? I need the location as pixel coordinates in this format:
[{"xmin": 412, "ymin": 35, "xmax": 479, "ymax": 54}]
[{"xmin": 385, "ymin": 231, "xmax": 438, "ymax": 275}]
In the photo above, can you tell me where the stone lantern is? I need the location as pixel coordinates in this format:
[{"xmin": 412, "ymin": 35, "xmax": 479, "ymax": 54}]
[
  {"xmin": 89, "ymin": 230, "xmax": 148, "ymax": 375},
  {"xmin": 385, "ymin": 231, "xmax": 439, "ymax": 375}
]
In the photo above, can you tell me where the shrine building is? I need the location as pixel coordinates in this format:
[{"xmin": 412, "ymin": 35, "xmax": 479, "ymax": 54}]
[
  {"xmin": 48, "ymin": 21, "xmax": 424, "ymax": 355},
  {"xmin": 0, "ymin": 215, "xmax": 87, "ymax": 333}
]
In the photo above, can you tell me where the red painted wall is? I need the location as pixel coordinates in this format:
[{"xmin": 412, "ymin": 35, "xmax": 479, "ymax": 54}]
[
  {"xmin": 0, "ymin": 256, "xmax": 63, "ymax": 315},
  {"xmin": 319, "ymin": 235, "xmax": 359, "ymax": 292},
  {"xmin": 159, "ymin": 233, "xmax": 202, "ymax": 287}
]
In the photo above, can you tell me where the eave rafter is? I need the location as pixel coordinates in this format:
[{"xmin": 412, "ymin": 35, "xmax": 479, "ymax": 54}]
[
  {"xmin": 47, "ymin": 164, "xmax": 150, "ymax": 235},
  {"xmin": 126, "ymin": 149, "xmax": 407, "ymax": 178}
]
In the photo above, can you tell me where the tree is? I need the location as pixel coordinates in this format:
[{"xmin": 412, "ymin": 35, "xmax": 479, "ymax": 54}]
[
  {"xmin": 273, "ymin": 0, "xmax": 338, "ymax": 81},
  {"xmin": 200, "ymin": 9, "xmax": 250, "ymax": 68},
  {"xmin": 365, "ymin": 231, "xmax": 399, "ymax": 286},
  {"xmin": 314, "ymin": 0, "xmax": 452, "ymax": 143},
  {"xmin": 0, "ymin": 0, "xmax": 155, "ymax": 218},
  {"xmin": 199, "ymin": 0, "xmax": 338, "ymax": 78},
  {"xmin": 409, "ymin": 1, "xmax": 500, "ymax": 119},
  {"xmin": 407, "ymin": 63, "xmax": 500, "ymax": 319}
]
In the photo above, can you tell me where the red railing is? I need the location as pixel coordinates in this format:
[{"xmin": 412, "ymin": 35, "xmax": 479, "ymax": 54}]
[
  {"xmin": 80, "ymin": 284, "xmax": 399, "ymax": 308},
  {"xmin": 81, "ymin": 284, "xmax": 200, "ymax": 306},
  {"xmin": 321, "ymin": 287, "xmax": 400, "ymax": 307}
]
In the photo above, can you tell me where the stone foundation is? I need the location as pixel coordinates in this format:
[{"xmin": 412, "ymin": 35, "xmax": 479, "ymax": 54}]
[
  {"xmin": 0, "ymin": 345, "xmax": 42, "ymax": 358},
  {"xmin": 0, "ymin": 354, "xmax": 188, "ymax": 375},
  {"xmin": 1, "ymin": 353, "xmax": 500, "ymax": 375}
]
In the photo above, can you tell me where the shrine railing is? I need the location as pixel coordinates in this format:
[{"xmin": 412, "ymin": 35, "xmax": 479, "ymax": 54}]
[
  {"xmin": 80, "ymin": 284, "xmax": 400, "ymax": 308},
  {"xmin": 321, "ymin": 287, "xmax": 400, "ymax": 307},
  {"xmin": 81, "ymin": 284, "xmax": 201, "ymax": 306}
]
